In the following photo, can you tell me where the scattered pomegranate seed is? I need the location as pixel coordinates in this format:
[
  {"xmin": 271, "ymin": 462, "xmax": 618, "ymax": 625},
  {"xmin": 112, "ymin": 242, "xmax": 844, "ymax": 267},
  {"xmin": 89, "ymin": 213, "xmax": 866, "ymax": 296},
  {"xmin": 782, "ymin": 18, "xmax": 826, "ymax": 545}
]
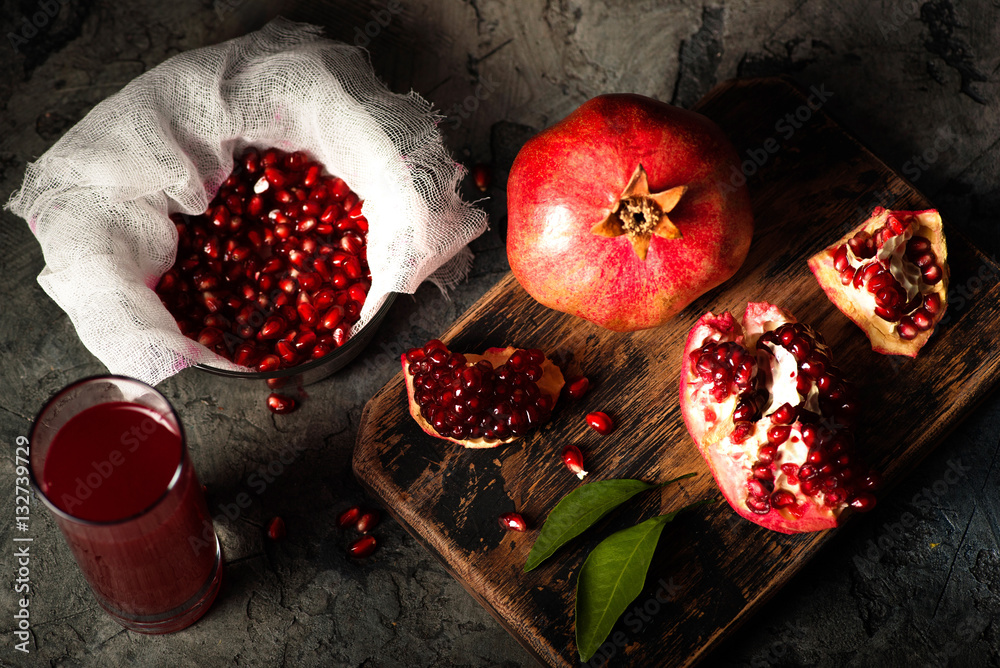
[
  {"xmin": 266, "ymin": 516, "xmax": 286, "ymax": 540},
  {"xmin": 471, "ymin": 163, "xmax": 491, "ymax": 191},
  {"xmin": 267, "ymin": 393, "xmax": 297, "ymax": 414},
  {"xmin": 348, "ymin": 535, "xmax": 377, "ymax": 558},
  {"xmin": 337, "ymin": 506, "xmax": 362, "ymax": 529},
  {"xmin": 498, "ymin": 512, "xmax": 528, "ymax": 532},
  {"xmin": 356, "ymin": 510, "xmax": 380, "ymax": 534},
  {"xmin": 585, "ymin": 411, "xmax": 614, "ymax": 435},
  {"xmin": 562, "ymin": 444, "xmax": 588, "ymax": 480},
  {"xmin": 566, "ymin": 376, "xmax": 590, "ymax": 399}
]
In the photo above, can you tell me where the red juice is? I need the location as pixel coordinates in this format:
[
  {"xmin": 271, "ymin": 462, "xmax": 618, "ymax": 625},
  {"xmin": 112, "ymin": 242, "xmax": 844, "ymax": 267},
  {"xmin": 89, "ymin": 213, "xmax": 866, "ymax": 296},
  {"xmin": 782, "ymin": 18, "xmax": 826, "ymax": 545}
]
[
  {"xmin": 38, "ymin": 400, "xmax": 221, "ymax": 630},
  {"xmin": 42, "ymin": 402, "xmax": 181, "ymax": 521}
]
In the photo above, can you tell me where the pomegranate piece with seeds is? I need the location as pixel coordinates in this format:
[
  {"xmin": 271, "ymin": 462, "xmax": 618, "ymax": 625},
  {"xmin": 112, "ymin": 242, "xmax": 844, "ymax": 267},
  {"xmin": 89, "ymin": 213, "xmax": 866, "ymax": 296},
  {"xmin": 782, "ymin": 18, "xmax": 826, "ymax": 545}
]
[
  {"xmin": 679, "ymin": 301, "xmax": 880, "ymax": 534},
  {"xmin": 401, "ymin": 339, "xmax": 565, "ymax": 448},
  {"xmin": 155, "ymin": 146, "xmax": 373, "ymax": 372},
  {"xmin": 808, "ymin": 207, "xmax": 948, "ymax": 357}
]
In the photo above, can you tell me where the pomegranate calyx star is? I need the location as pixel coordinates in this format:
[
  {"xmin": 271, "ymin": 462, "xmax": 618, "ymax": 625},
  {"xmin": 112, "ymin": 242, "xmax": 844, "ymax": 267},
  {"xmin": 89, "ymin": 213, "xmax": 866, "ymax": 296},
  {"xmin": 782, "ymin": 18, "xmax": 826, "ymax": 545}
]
[{"xmin": 590, "ymin": 163, "xmax": 686, "ymax": 261}]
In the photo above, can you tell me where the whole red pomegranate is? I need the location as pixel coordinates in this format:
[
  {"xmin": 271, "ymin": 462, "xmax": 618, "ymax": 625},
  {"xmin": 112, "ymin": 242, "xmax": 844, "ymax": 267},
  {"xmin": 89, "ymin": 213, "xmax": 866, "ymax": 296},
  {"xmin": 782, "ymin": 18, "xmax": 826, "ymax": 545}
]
[
  {"xmin": 680, "ymin": 302, "xmax": 879, "ymax": 533},
  {"xmin": 506, "ymin": 94, "xmax": 753, "ymax": 331}
]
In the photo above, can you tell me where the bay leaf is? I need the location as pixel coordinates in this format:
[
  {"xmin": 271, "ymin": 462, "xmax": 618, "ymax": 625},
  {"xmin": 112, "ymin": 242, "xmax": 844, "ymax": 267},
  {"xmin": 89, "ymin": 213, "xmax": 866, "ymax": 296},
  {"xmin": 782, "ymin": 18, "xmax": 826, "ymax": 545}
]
[
  {"xmin": 523, "ymin": 473, "xmax": 695, "ymax": 573},
  {"xmin": 575, "ymin": 500, "xmax": 714, "ymax": 662}
]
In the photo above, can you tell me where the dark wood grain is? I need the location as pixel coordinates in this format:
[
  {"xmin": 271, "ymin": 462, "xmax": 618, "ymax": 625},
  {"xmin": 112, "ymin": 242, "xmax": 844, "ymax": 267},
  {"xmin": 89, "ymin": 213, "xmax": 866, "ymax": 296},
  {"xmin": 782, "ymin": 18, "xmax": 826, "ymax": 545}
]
[{"xmin": 353, "ymin": 77, "xmax": 1000, "ymax": 668}]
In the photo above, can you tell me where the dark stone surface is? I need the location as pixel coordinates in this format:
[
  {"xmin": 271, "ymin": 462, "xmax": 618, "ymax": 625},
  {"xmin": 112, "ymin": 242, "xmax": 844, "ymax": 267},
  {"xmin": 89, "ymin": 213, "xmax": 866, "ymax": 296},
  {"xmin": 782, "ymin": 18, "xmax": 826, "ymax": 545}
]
[{"xmin": 0, "ymin": 0, "xmax": 997, "ymax": 666}]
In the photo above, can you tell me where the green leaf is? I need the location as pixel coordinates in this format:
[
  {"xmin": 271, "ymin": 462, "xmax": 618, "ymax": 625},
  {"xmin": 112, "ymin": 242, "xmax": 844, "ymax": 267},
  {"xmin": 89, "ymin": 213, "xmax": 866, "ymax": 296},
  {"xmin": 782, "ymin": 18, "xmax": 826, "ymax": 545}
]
[
  {"xmin": 523, "ymin": 473, "xmax": 696, "ymax": 573},
  {"xmin": 575, "ymin": 500, "xmax": 714, "ymax": 662}
]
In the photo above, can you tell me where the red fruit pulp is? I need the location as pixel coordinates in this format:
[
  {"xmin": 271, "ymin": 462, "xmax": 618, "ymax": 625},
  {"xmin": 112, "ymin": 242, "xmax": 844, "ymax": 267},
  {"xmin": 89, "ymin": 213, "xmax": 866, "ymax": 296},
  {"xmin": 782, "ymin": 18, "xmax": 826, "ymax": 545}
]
[{"xmin": 507, "ymin": 93, "xmax": 753, "ymax": 332}]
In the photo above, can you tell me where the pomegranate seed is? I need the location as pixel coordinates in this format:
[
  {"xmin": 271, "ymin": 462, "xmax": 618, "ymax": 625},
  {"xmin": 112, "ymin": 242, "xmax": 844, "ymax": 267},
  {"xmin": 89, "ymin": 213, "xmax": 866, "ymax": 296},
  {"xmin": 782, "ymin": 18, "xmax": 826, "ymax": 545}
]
[
  {"xmin": 849, "ymin": 493, "xmax": 876, "ymax": 512},
  {"xmin": 348, "ymin": 535, "xmax": 377, "ymax": 558},
  {"xmin": 321, "ymin": 306, "xmax": 344, "ymax": 330},
  {"xmin": 338, "ymin": 506, "xmax": 362, "ymax": 529},
  {"xmin": 257, "ymin": 355, "xmax": 281, "ymax": 372},
  {"xmin": 332, "ymin": 326, "xmax": 350, "ymax": 347},
  {"xmin": 567, "ymin": 376, "xmax": 590, "ymax": 399},
  {"xmin": 562, "ymin": 444, "xmax": 588, "ymax": 480},
  {"xmin": 767, "ymin": 425, "xmax": 791, "ymax": 445},
  {"xmin": 258, "ymin": 316, "xmax": 287, "ymax": 340},
  {"xmin": 770, "ymin": 490, "xmax": 796, "ymax": 508},
  {"xmin": 897, "ymin": 317, "xmax": 918, "ymax": 340},
  {"xmin": 471, "ymin": 163, "xmax": 491, "ymax": 191},
  {"xmin": 244, "ymin": 148, "xmax": 261, "ymax": 174},
  {"xmin": 348, "ymin": 283, "xmax": 368, "ymax": 303},
  {"xmin": 911, "ymin": 308, "xmax": 933, "ymax": 331},
  {"xmin": 833, "ymin": 245, "xmax": 849, "ymax": 272},
  {"xmin": 585, "ymin": 411, "xmax": 614, "ymax": 435},
  {"xmin": 264, "ymin": 167, "xmax": 287, "ymax": 188},
  {"xmin": 267, "ymin": 393, "xmax": 297, "ymax": 414},
  {"xmin": 770, "ymin": 403, "xmax": 797, "ymax": 425},
  {"xmin": 197, "ymin": 327, "xmax": 223, "ymax": 348},
  {"xmin": 498, "ymin": 512, "xmax": 528, "ymax": 532},
  {"xmin": 266, "ymin": 516, "xmax": 286, "ymax": 540},
  {"xmin": 922, "ymin": 263, "xmax": 942, "ymax": 284},
  {"xmin": 923, "ymin": 292, "xmax": 941, "ymax": 315},
  {"xmin": 356, "ymin": 510, "xmax": 380, "ymax": 534},
  {"xmin": 303, "ymin": 164, "xmax": 322, "ymax": 187},
  {"xmin": 886, "ymin": 214, "xmax": 907, "ymax": 236},
  {"xmin": 311, "ymin": 343, "xmax": 332, "ymax": 359}
]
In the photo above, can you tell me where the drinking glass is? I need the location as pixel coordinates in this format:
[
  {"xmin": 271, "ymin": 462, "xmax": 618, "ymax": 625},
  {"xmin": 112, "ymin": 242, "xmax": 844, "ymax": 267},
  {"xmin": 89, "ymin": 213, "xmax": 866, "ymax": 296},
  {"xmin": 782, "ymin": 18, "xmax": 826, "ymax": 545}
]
[{"xmin": 29, "ymin": 376, "xmax": 222, "ymax": 633}]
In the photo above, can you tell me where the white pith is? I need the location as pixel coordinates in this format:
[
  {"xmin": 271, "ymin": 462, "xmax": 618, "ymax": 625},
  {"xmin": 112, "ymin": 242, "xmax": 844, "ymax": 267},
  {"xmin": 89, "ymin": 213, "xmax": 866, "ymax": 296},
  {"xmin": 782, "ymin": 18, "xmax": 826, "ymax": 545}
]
[{"xmin": 842, "ymin": 226, "xmax": 925, "ymax": 336}]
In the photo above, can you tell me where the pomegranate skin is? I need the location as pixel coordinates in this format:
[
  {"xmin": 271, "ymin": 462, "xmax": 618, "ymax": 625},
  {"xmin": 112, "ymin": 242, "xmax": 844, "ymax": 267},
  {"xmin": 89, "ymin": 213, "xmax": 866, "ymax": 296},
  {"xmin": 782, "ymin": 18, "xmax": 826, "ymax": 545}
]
[{"xmin": 507, "ymin": 94, "xmax": 753, "ymax": 332}]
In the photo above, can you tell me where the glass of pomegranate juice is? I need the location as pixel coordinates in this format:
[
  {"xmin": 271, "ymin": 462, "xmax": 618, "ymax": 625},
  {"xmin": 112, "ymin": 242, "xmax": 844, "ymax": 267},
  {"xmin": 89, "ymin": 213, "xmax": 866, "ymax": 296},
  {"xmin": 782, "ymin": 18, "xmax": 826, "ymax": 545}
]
[{"xmin": 29, "ymin": 376, "xmax": 222, "ymax": 633}]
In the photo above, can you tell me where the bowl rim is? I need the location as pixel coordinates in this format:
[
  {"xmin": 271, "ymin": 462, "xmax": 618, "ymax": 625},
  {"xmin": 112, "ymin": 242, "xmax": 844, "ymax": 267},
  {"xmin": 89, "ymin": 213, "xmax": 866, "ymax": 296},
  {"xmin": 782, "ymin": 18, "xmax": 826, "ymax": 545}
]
[{"xmin": 194, "ymin": 292, "xmax": 397, "ymax": 379}]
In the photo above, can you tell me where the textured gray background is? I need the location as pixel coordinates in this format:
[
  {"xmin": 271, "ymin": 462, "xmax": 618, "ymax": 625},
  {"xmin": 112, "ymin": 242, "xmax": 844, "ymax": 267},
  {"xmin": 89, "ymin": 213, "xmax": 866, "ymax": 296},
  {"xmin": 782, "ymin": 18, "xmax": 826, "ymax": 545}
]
[{"xmin": 1, "ymin": 0, "xmax": 998, "ymax": 666}]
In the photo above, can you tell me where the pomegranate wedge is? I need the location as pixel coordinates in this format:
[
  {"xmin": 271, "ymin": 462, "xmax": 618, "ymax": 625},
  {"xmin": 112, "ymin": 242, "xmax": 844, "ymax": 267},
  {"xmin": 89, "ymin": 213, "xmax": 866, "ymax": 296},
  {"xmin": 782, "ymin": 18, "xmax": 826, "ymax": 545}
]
[
  {"xmin": 808, "ymin": 207, "xmax": 948, "ymax": 357},
  {"xmin": 402, "ymin": 340, "xmax": 565, "ymax": 448},
  {"xmin": 679, "ymin": 302, "xmax": 879, "ymax": 534}
]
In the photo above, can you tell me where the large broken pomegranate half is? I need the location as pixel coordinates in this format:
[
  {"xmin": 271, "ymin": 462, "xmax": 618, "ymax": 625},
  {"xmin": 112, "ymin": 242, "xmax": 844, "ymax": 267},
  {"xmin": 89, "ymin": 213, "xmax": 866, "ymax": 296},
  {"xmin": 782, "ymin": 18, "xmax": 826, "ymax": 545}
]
[
  {"xmin": 680, "ymin": 302, "xmax": 880, "ymax": 534},
  {"xmin": 808, "ymin": 207, "xmax": 948, "ymax": 357},
  {"xmin": 402, "ymin": 340, "xmax": 565, "ymax": 448}
]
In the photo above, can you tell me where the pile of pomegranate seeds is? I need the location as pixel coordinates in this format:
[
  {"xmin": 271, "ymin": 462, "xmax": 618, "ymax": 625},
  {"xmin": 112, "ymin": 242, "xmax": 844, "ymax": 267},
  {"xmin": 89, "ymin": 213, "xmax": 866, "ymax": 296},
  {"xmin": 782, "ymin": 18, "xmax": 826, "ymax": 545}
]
[
  {"xmin": 404, "ymin": 340, "xmax": 555, "ymax": 442},
  {"xmin": 155, "ymin": 146, "xmax": 372, "ymax": 372}
]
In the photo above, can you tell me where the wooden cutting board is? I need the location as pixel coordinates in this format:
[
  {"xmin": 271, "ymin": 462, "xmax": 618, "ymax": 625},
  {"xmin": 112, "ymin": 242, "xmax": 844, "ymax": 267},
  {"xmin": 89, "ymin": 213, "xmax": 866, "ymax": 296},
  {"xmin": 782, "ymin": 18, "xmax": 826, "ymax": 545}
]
[{"xmin": 353, "ymin": 77, "xmax": 1000, "ymax": 667}]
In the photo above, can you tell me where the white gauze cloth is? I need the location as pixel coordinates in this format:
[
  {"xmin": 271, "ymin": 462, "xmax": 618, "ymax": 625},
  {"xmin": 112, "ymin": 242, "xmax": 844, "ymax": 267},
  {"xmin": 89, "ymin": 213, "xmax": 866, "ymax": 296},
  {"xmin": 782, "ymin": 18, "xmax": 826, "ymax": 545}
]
[{"xmin": 7, "ymin": 17, "xmax": 486, "ymax": 385}]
